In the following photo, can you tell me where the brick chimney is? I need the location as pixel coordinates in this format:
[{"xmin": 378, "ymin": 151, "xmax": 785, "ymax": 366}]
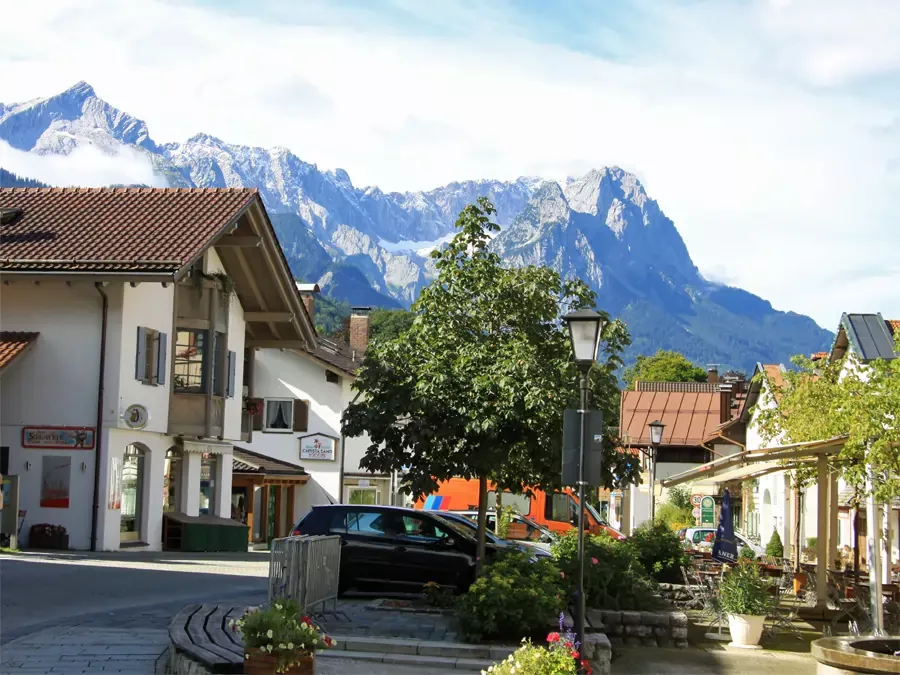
[
  {"xmin": 707, "ymin": 364, "xmax": 719, "ymax": 384},
  {"xmin": 349, "ymin": 307, "xmax": 371, "ymax": 360},
  {"xmin": 295, "ymin": 282, "xmax": 320, "ymax": 324}
]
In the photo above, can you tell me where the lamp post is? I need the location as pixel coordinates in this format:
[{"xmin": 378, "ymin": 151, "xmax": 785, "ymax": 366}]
[
  {"xmin": 563, "ymin": 308, "xmax": 606, "ymax": 667},
  {"xmin": 647, "ymin": 420, "xmax": 665, "ymax": 525}
]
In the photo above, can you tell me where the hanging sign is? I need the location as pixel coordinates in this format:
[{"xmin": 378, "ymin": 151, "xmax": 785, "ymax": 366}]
[{"xmin": 122, "ymin": 404, "xmax": 150, "ymax": 430}]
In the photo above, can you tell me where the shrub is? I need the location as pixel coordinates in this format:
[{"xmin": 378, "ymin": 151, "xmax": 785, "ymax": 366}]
[
  {"xmin": 457, "ymin": 551, "xmax": 566, "ymax": 641},
  {"xmin": 667, "ymin": 486, "xmax": 693, "ymax": 511},
  {"xmin": 552, "ymin": 531, "xmax": 656, "ymax": 610},
  {"xmin": 765, "ymin": 529, "xmax": 784, "ymax": 558},
  {"xmin": 655, "ymin": 502, "xmax": 694, "ymax": 531},
  {"xmin": 422, "ymin": 581, "xmax": 455, "ymax": 608},
  {"xmin": 487, "ymin": 615, "xmax": 592, "ymax": 675},
  {"xmin": 625, "ymin": 522, "xmax": 690, "ymax": 583},
  {"xmin": 739, "ymin": 546, "xmax": 756, "ymax": 561},
  {"xmin": 717, "ymin": 560, "xmax": 774, "ymax": 617}
]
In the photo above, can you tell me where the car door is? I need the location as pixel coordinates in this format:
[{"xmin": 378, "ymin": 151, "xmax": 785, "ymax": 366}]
[
  {"xmin": 392, "ymin": 512, "xmax": 474, "ymax": 589},
  {"xmin": 329, "ymin": 507, "xmax": 397, "ymax": 590}
]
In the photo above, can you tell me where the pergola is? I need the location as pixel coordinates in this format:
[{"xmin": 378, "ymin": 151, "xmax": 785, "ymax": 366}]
[{"xmin": 660, "ymin": 436, "xmax": 847, "ymax": 607}]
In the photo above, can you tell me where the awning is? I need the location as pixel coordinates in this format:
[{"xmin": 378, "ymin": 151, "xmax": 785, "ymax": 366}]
[
  {"xmin": 232, "ymin": 446, "xmax": 309, "ymax": 484},
  {"xmin": 0, "ymin": 331, "xmax": 39, "ymax": 376},
  {"xmin": 659, "ymin": 436, "xmax": 846, "ymax": 488}
]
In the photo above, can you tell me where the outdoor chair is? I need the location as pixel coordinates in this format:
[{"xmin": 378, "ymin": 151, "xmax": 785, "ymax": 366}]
[
  {"xmin": 680, "ymin": 566, "xmax": 706, "ymax": 611},
  {"xmin": 764, "ymin": 583, "xmax": 803, "ymax": 641}
]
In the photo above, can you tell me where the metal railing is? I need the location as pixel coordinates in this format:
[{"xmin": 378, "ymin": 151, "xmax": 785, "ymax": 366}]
[{"xmin": 268, "ymin": 535, "xmax": 341, "ymax": 613}]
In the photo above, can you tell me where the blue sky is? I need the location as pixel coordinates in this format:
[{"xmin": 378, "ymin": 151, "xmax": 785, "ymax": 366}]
[{"xmin": 1, "ymin": 0, "xmax": 898, "ymax": 328}]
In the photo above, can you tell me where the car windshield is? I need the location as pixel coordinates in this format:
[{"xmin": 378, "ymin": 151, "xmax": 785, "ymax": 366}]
[{"xmin": 584, "ymin": 501, "xmax": 605, "ymax": 526}]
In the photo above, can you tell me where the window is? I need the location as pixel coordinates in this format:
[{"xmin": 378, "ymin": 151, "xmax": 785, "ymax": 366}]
[
  {"xmin": 692, "ymin": 529, "xmax": 714, "ymax": 543},
  {"xmin": 487, "ymin": 490, "xmax": 531, "ymax": 516},
  {"xmin": 135, "ymin": 327, "xmax": 167, "ymax": 385},
  {"xmin": 199, "ymin": 453, "xmax": 218, "ymax": 515},
  {"xmin": 346, "ymin": 486, "xmax": 379, "ymax": 505},
  {"xmin": 326, "ymin": 370, "xmax": 340, "ymax": 384},
  {"xmin": 330, "ymin": 510, "xmax": 389, "ymax": 536},
  {"xmin": 174, "ymin": 329, "xmax": 207, "ymax": 393},
  {"xmin": 545, "ymin": 492, "xmax": 576, "ymax": 523},
  {"xmin": 264, "ymin": 399, "xmax": 293, "ymax": 432},
  {"xmin": 399, "ymin": 515, "xmax": 455, "ymax": 544}
]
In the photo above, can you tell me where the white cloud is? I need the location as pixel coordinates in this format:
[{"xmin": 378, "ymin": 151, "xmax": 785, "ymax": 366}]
[
  {"xmin": 0, "ymin": 0, "xmax": 898, "ymax": 327},
  {"xmin": 0, "ymin": 141, "xmax": 166, "ymax": 188}
]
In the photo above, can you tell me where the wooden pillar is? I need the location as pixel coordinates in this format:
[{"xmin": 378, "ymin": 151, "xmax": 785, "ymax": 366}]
[
  {"xmin": 245, "ymin": 484, "xmax": 255, "ymax": 543},
  {"xmin": 260, "ymin": 485, "xmax": 270, "ymax": 543},
  {"xmin": 274, "ymin": 486, "xmax": 283, "ymax": 538},
  {"xmin": 816, "ymin": 454, "xmax": 829, "ymax": 607},
  {"xmin": 829, "ymin": 470, "xmax": 839, "ymax": 570},
  {"xmin": 286, "ymin": 486, "xmax": 295, "ymax": 533}
]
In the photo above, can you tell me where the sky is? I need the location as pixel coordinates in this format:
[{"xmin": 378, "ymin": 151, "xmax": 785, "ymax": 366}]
[{"xmin": 1, "ymin": 0, "xmax": 899, "ymax": 329}]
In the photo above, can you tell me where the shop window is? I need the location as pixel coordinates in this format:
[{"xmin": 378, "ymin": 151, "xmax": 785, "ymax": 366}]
[
  {"xmin": 174, "ymin": 329, "xmax": 207, "ymax": 393},
  {"xmin": 345, "ymin": 486, "xmax": 379, "ymax": 505},
  {"xmin": 199, "ymin": 453, "xmax": 218, "ymax": 515}
]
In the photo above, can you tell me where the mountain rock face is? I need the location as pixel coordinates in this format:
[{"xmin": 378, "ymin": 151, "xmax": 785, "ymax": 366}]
[{"xmin": 0, "ymin": 82, "xmax": 834, "ymax": 370}]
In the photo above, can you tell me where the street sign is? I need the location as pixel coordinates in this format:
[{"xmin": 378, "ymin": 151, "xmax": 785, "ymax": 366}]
[
  {"xmin": 691, "ymin": 494, "xmax": 702, "ymax": 507},
  {"xmin": 692, "ymin": 507, "xmax": 701, "ymax": 518},
  {"xmin": 562, "ymin": 409, "xmax": 605, "ymax": 486},
  {"xmin": 700, "ymin": 496, "xmax": 715, "ymax": 527}
]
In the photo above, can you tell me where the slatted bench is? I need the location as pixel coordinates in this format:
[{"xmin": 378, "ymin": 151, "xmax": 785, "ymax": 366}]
[{"xmin": 167, "ymin": 604, "xmax": 250, "ymax": 675}]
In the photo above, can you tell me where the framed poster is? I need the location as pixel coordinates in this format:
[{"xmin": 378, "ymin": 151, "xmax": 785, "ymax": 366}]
[
  {"xmin": 40, "ymin": 456, "xmax": 71, "ymax": 508},
  {"xmin": 107, "ymin": 457, "xmax": 122, "ymax": 510},
  {"xmin": 299, "ymin": 434, "xmax": 337, "ymax": 461}
]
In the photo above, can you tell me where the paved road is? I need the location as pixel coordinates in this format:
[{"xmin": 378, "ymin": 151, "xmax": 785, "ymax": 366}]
[{"xmin": 0, "ymin": 551, "xmax": 269, "ymax": 644}]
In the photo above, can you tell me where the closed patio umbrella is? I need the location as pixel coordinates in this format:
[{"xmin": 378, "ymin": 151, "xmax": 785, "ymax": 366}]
[{"xmin": 712, "ymin": 488, "xmax": 739, "ymax": 564}]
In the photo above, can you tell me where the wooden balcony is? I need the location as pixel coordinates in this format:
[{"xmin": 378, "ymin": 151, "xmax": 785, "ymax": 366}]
[{"xmin": 168, "ymin": 393, "xmax": 225, "ymax": 438}]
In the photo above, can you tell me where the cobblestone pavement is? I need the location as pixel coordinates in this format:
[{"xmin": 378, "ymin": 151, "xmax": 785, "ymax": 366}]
[{"xmin": 312, "ymin": 598, "xmax": 460, "ymax": 641}]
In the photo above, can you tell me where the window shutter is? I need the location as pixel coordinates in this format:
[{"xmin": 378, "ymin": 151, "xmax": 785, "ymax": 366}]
[
  {"xmin": 135, "ymin": 326, "xmax": 147, "ymax": 381},
  {"xmin": 293, "ymin": 399, "xmax": 309, "ymax": 432},
  {"xmin": 226, "ymin": 351, "xmax": 236, "ymax": 398},
  {"xmin": 156, "ymin": 332, "xmax": 168, "ymax": 385},
  {"xmin": 252, "ymin": 398, "xmax": 265, "ymax": 431}
]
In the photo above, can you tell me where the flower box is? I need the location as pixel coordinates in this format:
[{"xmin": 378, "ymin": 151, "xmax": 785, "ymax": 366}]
[
  {"xmin": 244, "ymin": 650, "xmax": 314, "ymax": 675},
  {"xmin": 29, "ymin": 526, "xmax": 69, "ymax": 550}
]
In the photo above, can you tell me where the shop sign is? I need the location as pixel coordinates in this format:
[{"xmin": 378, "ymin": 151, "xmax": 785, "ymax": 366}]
[
  {"xmin": 22, "ymin": 427, "xmax": 95, "ymax": 450},
  {"xmin": 700, "ymin": 496, "xmax": 716, "ymax": 527},
  {"xmin": 122, "ymin": 404, "xmax": 150, "ymax": 430},
  {"xmin": 299, "ymin": 434, "xmax": 337, "ymax": 461}
]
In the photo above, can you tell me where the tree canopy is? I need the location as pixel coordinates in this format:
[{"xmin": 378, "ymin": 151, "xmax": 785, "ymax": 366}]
[
  {"xmin": 369, "ymin": 308, "xmax": 415, "ymax": 343},
  {"xmin": 753, "ymin": 339, "xmax": 900, "ymax": 501},
  {"xmin": 341, "ymin": 198, "xmax": 638, "ymax": 567},
  {"xmin": 622, "ymin": 349, "xmax": 708, "ymax": 389}
]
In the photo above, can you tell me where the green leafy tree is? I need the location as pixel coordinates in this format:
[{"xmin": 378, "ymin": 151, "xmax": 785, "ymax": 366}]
[
  {"xmin": 622, "ymin": 349, "xmax": 708, "ymax": 390},
  {"xmin": 341, "ymin": 198, "xmax": 638, "ymax": 572},
  {"xmin": 765, "ymin": 529, "xmax": 784, "ymax": 557},
  {"xmin": 754, "ymin": 336, "xmax": 900, "ymax": 503},
  {"xmin": 369, "ymin": 308, "xmax": 415, "ymax": 343}
]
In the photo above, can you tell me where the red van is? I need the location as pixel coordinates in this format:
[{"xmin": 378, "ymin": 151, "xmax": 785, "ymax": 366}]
[{"xmin": 414, "ymin": 477, "xmax": 626, "ymax": 540}]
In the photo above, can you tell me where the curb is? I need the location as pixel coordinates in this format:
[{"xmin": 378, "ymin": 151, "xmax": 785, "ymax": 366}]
[{"xmin": 323, "ymin": 635, "xmax": 518, "ymax": 670}]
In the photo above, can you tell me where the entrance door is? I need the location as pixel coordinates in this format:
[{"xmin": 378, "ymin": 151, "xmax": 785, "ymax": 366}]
[{"xmin": 121, "ymin": 445, "xmax": 145, "ymax": 543}]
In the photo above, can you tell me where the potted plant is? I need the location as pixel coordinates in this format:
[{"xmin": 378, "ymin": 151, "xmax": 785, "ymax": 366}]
[
  {"xmin": 230, "ymin": 600, "xmax": 335, "ymax": 674},
  {"xmin": 717, "ymin": 560, "xmax": 773, "ymax": 648}
]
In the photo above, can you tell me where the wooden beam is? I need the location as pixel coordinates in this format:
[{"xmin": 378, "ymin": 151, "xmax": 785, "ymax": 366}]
[
  {"xmin": 244, "ymin": 312, "xmax": 294, "ymax": 323},
  {"xmin": 216, "ymin": 236, "xmax": 262, "ymax": 248},
  {"xmin": 246, "ymin": 340, "xmax": 308, "ymax": 349}
]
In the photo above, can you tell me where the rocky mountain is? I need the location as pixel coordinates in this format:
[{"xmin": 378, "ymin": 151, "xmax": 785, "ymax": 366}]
[{"xmin": 0, "ymin": 82, "xmax": 834, "ymax": 370}]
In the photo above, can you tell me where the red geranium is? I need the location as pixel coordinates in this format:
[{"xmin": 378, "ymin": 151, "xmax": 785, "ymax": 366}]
[{"xmin": 546, "ymin": 632, "xmax": 560, "ymax": 643}]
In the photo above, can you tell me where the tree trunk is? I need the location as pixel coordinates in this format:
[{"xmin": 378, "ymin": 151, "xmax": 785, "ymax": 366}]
[
  {"xmin": 476, "ymin": 474, "xmax": 488, "ymax": 577},
  {"xmin": 494, "ymin": 490, "xmax": 503, "ymax": 536},
  {"xmin": 793, "ymin": 480, "xmax": 802, "ymax": 573}
]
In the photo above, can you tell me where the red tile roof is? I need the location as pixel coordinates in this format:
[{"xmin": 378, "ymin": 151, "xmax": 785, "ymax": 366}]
[
  {"xmin": 619, "ymin": 390, "xmax": 724, "ymax": 447},
  {"xmin": 0, "ymin": 187, "xmax": 257, "ymax": 273},
  {"xmin": 888, "ymin": 320, "xmax": 899, "ymax": 336},
  {"xmin": 0, "ymin": 331, "xmax": 38, "ymax": 373}
]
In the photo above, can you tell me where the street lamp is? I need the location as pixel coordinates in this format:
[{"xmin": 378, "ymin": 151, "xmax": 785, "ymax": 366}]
[
  {"xmin": 647, "ymin": 420, "xmax": 665, "ymax": 524},
  {"xmin": 563, "ymin": 308, "xmax": 606, "ymax": 667}
]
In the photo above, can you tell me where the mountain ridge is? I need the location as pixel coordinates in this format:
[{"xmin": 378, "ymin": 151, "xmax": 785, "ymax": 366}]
[{"xmin": 0, "ymin": 82, "xmax": 834, "ymax": 370}]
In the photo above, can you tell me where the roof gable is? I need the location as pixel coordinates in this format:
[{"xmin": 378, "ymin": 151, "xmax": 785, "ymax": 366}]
[{"xmin": 619, "ymin": 388, "xmax": 725, "ymax": 447}]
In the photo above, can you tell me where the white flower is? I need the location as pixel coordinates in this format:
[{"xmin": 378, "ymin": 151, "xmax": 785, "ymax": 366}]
[
  {"xmin": 287, "ymin": 643, "xmax": 294, "ymax": 650},
  {"xmin": 267, "ymin": 630, "xmax": 274, "ymax": 639}
]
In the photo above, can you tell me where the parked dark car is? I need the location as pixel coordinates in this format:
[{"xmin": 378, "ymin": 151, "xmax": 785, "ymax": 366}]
[{"xmin": 291, "ymin": 504, "xmax": 502, "ymax": 594}]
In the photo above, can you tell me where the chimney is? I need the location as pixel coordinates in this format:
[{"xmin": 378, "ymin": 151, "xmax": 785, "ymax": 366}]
[
  {"xmin": 707, "ymin": 364, "xmax": 719, "ymax": 384},
  {"xmin": 295, "ymin": 283, "xmax": 320, "ymax": 324},
  {"xmin": 349, "ymin": 306, "xmax": 371, "ymax": 360},
  {"xmin": 719, "ymin": 388, "xmax": 732, "ymax": 424}
]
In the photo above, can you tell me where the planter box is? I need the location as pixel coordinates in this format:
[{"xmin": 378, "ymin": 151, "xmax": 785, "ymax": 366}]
[{"xmin": 29, "ymin": 530, "xmax": 69, "ymax": 550}]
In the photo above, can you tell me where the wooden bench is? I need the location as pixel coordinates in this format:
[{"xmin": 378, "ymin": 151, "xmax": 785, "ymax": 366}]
[{"xmin": 168, "ymin": 604, "xmax": 250, "ymax": 674}]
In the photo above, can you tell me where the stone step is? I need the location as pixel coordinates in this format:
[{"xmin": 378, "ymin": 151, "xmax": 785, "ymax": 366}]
[
  {"xmin": 328, "ymin": 634, "xmax": 517, "ymax": 661},
  {"xmin": 319, "ymin": 649, "xmax": 496, "ymax": 671}
]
